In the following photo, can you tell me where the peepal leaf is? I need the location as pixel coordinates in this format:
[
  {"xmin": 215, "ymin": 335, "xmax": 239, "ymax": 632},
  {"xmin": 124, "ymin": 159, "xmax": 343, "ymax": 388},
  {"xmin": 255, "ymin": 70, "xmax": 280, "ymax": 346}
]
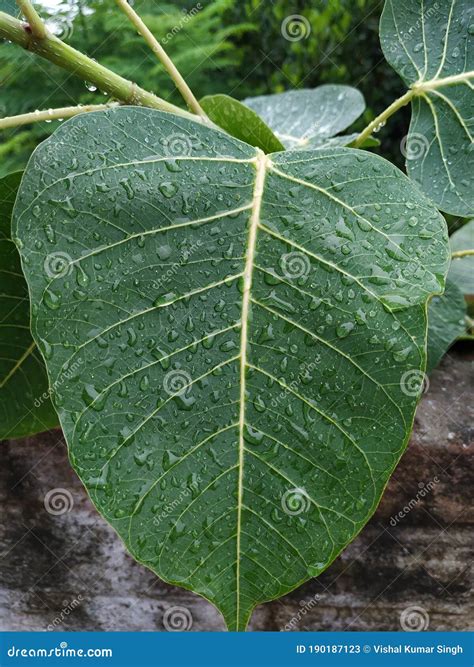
[
  {"xmin": 0, "ymin": 172, "xmax": 58, "ymax": 439},
  {"xmin": 244, "ymin": 85, "xmax": 366, "ymax": 150},
  {"xmin": 200, "ymin": 95, "xmax": 284, "ymax": 154},
  {"xmin": 14, "ymin": 107, "xmax": 449, "ymax": 630},
  {"xmin": 449, "ymin": 220, "xmax": 474, "ymax": 296},
  {"xmin": 380, "ymin": 0, "xmax": 474, "ymax": 216},
  {"xmin": 427, "ymin": 279, "xmax": 466, "ymax": 372}
]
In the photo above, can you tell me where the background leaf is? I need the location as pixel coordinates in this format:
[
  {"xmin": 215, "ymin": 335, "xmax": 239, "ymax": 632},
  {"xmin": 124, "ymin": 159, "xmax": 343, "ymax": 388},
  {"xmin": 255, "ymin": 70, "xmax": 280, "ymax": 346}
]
[
  {"xmin": 449, "ymin": 219, "xmax": 474, "ymax": 297},
  {"xmin": 0, "ymin": 0, "xmax": 20, "ymax": 17},
  {"xmin": 380, "ymin": 0, "xmax": 474, "ymax": 216},
  {"xmin": 14, "ymin": 108, "xmax": 449, "ymax": 630},
  {"xmin": 427, "ymin": 279, "xmax": 466, "ymax": 372},
  {"xmin": 244, "ymin": 85, "xmax": 366, "ymax": 150},
  {"xmin": 200, "ymin": 94, "xmax": 284, "ymax": 153},
  {"xmin": 0, "ymin": 171, "xmax": 58, "ymax": 439}
]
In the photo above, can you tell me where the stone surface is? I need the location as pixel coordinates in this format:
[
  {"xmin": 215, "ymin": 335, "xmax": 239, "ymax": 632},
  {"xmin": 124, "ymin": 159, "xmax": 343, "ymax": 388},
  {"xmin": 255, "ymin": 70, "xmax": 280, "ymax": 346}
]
[{"xmin": 0, "ymin": 349, "xmax": 472, "ymax": 632}]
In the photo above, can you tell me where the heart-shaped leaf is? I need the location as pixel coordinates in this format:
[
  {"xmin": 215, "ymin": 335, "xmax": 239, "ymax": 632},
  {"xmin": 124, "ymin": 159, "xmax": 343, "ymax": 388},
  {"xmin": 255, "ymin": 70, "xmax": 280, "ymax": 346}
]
[
  {"xmin": 200, "ymin": 94, "xmax": 284, "ymax": 154},
  {"xmin": 427, "ymin": 279, "xmax": 466, "ymax": 372},
  {"xmin": 380, "ymin": 0, "xmax": 474, "ymax": 216},
  {"xmin": 0, "ymin": 172, "xmax": 58, "ymax": 439},
  {"xmin": 244, "ymin": 85, "xmax": 366, "ymax": 150},
  {"xmin": 13, "ymin": 107, "xmax": 449, "ymax": 630}
]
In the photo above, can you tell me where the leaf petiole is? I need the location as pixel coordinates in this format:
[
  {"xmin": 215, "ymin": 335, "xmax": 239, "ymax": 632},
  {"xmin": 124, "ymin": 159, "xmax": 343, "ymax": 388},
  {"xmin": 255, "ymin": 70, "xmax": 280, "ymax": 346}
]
[
  {"xmin": 0, "ymin": 103, "xmax": 119, "ymax": 130},
  {"xmin": 16, "ymin": 0, "xmax": 46, "ymax": 38},
  {"xmin": 353, "ymin": 89, "xmax": 414, "ymax": 147},
  {"xmin": 114, "ymin": 0, "xmax": 207, "ymax": 119},
  {"xmin": 0, "ymin": 11, "xmax": 199, "ymax": 121},
  {"xmin": 451, "ymin": 249, "xmax": 474, "ymax": 259}
]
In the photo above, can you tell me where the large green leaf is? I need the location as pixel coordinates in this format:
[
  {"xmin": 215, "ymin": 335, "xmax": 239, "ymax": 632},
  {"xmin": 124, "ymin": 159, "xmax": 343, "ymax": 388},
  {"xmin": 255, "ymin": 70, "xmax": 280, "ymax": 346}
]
[
  {"xmin": 449, "ymin": 219, "xmax": 474, "ymax": 296},
  {"xmin": 13, "ymin": 107, "xmax": 449, "ymax": 630},
  {"xmin": 380, "ymin": 0, "xmax": 474, "ymax": 216},
  {"xmin": 0, "ymin": 172, "xmax": 58, "ymax": 439},
  {"xmin": 200, "ymin": 94, "xmax": 284, "ymax": 154},
  {"xmin": 427, "ymin": 279, "xmax": 466, "ymax": 372},
  {"xmin": 244, "ymin": 85, "xmax": 366, "ymax": 150}
]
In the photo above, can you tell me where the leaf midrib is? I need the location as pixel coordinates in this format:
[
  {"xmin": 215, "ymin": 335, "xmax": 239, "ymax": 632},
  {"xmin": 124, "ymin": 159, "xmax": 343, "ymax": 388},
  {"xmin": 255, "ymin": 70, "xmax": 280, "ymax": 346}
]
[{"xmin": 236, "ymin": 148, "xmax": 268, "ymax": 628}]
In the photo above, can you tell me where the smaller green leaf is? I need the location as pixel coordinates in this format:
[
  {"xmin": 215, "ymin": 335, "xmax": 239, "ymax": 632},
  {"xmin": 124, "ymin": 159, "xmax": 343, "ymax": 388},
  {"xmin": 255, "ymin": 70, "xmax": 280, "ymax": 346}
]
[
  {"xmin": 380, "ymin": 0, "xmax": 474, "ymax": 216},
  {"xmin": 449, "ymin": 220, "xmax": 474, "ymax": 297},
  {"xmin": 244, "ymin": 85, "xmax": 366, "ymax": 150},
  {"xmin": 427, "ymin": 279, "xmax": 466, "ymax": 372},
  {"xmin": 200, "ymin": 94, "xmax": 284, "ymax": 154},
  {"xmin": 0, "ymin": 172, "xmax": 58, "ymax": 439}
]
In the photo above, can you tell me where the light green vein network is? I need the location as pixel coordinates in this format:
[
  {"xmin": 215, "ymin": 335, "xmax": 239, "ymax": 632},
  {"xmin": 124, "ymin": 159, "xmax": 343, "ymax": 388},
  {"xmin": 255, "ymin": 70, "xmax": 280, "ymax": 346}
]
[{"xmin": 13, "ymin": 107, "xmax": 449, "ymax": 629}]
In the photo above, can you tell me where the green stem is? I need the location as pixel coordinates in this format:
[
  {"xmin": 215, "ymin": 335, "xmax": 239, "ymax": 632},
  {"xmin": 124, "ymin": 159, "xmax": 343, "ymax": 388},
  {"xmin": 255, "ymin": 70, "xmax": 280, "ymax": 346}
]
[
  {"xmin": 114, "ymin": 0, "xmax": 207, "ymax": 119},
  {"xmin": 0, "ymin": 103, "xmax": 119, "ymax": 130},
  {"xmin": 0, "ymin": 11, "xmax": 198, "ymax": 121},
  {"xmin": 16, "ymin": 0, "xmax": 46, "ymax": 38},
  {"xmin": 451, "ymin": 249, "xmax": 474, "ymax": 259},
  {"xmin": 353, "ymin": 89, "xmax": 415, "ymax": 148}
]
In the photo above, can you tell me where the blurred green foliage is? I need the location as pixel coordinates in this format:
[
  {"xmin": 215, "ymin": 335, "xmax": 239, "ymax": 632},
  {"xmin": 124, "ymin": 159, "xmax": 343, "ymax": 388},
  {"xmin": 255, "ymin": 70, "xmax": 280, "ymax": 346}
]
[{"xmin": 0, "ymin": 0, "xmax": 406, "ymax": 175}]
